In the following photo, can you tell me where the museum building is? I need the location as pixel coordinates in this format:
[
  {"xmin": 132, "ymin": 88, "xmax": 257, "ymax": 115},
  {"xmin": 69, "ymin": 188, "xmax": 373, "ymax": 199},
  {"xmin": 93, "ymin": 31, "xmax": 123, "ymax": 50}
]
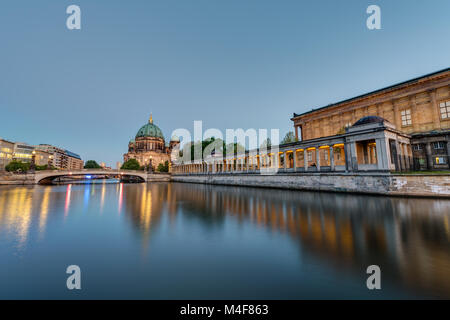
[
  {"xmin": 173, "ymin": 68, "xmax": 450, "ymax": 174},
  {"xmin": 291, "ymin": 67, "xmax": 450, "ymax": 171}
]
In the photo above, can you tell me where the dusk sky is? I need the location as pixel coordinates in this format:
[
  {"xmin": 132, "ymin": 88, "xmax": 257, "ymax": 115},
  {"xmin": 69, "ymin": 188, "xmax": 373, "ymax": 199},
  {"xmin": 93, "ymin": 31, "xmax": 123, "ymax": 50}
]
[{"xmin": 1, "ymin": 0, "xmax": 449, "ymax": 166}]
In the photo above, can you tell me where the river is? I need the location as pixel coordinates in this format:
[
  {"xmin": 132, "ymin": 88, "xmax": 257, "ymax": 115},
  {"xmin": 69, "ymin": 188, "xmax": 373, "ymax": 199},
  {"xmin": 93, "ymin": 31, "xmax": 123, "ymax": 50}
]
[{"xmin": 0, "ymin": 182, "xmax": 449, "ymax": 299}]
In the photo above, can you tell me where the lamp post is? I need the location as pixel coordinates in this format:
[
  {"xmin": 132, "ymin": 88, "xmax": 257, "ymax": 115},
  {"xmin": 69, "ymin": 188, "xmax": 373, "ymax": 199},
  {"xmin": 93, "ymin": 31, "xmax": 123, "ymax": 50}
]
[
  {"xmin": 31, "ymin": 150, "xmax": 36, "ymax": 172},
  {"xmin": 148, "ymin": 156, "xmax": 153, "ymax": 173},
  {"xmin": 48, "ymin": 155, "xmax": 53, "ymax": 170}
]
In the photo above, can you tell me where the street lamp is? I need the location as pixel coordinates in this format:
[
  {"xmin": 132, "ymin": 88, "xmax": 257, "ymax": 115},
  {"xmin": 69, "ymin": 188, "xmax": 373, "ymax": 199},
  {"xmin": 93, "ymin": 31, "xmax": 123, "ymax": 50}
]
[
  {"xmin": 31, "ymin": 150, "xmax": 36, "ymax": 171},
  {"xmin": 48, "ymin": 155, "xmax": 53, "ymax": 169}
]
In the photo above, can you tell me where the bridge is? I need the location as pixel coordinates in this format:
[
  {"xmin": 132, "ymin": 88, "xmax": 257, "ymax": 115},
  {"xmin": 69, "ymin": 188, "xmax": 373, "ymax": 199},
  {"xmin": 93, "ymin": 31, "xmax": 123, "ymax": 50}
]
[{"xmin": 34, "ymin": 169, "xmax": 170, "ymax": 184}]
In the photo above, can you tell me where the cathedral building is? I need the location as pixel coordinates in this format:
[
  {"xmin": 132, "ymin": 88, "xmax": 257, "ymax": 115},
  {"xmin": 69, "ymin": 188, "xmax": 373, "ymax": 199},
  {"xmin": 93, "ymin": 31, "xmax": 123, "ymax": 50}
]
[{"xmin": 123, "ymin": 115, "xmax": 179, "ymax": 170}]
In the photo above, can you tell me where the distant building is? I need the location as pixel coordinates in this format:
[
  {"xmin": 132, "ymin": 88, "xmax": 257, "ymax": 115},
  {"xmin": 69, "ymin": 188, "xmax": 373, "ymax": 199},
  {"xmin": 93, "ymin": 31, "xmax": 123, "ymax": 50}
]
[
  {"xmin": 100, "ymin": 162, "xmax": 106, "ymax": 168},
  {"xmin": 35, "ymin": 144, "xmax": 67, "ymax": 169},
  {"xmin": 116, "ymin": 161, "xmax": 122, "ymax": 170},
  {"xmin": 65, "ymin": 150, "xmax": 83, "ymax": 170},
  {"xmin": 35, "ymin": 144, "xmax": 83, "ymax": 170},
  {"xmin": 34, "ymin": 149, "xmax": 53, "ymax": 167},
  {"xmin": 0, "ymin": 138, "xmax": 14, "ymax": 171},
  {"xmin": 124, "ymin": 114, "xmax": 179, "ymax": 169},
  {"xmin": 13, "ymin": 143, "xmax": 34, "ymax": 163}
]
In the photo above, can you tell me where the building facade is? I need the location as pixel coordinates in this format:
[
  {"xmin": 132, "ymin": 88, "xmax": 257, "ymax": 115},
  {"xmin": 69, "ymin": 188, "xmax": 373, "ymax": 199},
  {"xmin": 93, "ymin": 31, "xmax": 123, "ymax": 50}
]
[
  {"xmin": 65, "ymin": 150, "xmax": 84, "ymax": 170},
  {"xmin": 13, "ymin": 143, "xmax": 35, "ymax": 163},
  {"xmin": 174, "ymin": 68, "xmax": 450, "ymax": 175},
  {"xmin": 291, "ymin": 68, "xmax": 450, "ymax": 171},
  {"xmin": 123, "ymin": 115, "xmax": 179, "ymax": 169},
  {"xmin": 0, "ymin": 139, "xmax": 14, "ymax": 171},
  {"xmin": 33, "ymin": 149, "xmax": 53, "ymax": 167},
  {"xmin": 35, "ymin": 145, "xmax": 83, "ymax": 170}
]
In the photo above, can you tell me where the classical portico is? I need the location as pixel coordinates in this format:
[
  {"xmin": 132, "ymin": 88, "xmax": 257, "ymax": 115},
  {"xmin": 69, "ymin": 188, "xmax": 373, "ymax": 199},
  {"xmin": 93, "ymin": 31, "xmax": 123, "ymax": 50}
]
[{"xmin": 172, "ymin": 116, "xmax": 412, "ymax": 175}]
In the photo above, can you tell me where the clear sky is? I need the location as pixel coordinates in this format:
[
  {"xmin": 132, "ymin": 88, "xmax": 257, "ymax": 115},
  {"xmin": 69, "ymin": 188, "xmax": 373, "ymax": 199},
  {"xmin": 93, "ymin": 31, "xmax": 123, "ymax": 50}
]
[{"xmin": 1, "ymin": 0, "xmax": 449, "ymax": 166}]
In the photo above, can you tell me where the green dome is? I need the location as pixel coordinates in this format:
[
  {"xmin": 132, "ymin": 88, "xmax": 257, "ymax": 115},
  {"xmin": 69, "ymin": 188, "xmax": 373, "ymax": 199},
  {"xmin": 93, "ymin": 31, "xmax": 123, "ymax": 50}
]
[{"xmin": 135, "ymin": 116, "xmax": 164, "ymax": 140}]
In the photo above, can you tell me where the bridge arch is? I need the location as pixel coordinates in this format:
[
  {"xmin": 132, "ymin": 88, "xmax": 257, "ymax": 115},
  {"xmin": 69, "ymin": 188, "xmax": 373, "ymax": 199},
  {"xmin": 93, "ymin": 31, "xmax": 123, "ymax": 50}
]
[{"xmin": 35, "ymin": 169, "xmax": 148, "ymax": 184}]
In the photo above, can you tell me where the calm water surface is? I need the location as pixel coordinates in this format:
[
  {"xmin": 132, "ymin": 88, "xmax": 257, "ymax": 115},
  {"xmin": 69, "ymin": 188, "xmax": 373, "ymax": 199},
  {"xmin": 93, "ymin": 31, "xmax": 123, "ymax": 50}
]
[{"xmin": 0, "ymin": 181, "xmax": 449, "ymax": 299}]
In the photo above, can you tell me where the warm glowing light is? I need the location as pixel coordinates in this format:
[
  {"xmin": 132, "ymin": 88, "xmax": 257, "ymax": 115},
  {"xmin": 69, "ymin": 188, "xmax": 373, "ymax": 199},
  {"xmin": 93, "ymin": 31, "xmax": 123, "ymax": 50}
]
[
  {"xmin": 64, "ymin": 184, "xmax": 72, "ymax": 217},
  {"xmin": 118, "ymin": 183, "xmax": 124, "ymax": 214}
]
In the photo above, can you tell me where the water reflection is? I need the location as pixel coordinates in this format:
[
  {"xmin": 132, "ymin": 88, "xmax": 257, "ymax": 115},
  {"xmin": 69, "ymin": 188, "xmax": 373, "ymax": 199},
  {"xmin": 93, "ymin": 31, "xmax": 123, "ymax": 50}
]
[
  {"xmin": 0, "ymin": 182, "xmax": 449, "ymax": 298},
  {"xmin": 121, "ymin": 183, "xmax": 450, "ymax": 298}
]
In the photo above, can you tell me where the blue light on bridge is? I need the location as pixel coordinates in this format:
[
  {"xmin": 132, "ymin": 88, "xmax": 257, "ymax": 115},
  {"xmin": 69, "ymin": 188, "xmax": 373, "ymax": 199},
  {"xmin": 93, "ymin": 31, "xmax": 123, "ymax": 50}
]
[{"xmin": 86, "ymin": 175, "xmax": 92, "ymax": 179}]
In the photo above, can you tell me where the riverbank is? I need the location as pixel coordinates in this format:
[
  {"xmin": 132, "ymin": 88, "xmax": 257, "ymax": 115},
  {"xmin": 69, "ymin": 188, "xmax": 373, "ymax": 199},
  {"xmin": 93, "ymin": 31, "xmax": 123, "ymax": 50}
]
[
  {"xmin": 1, "ymin": 171, "xmax": 449, "ymax": 198},
  {"xmin": 0, "ymin": 171, "xmax": 171, "ymax": 185},
  {"xmin": 171, "ymin": 172, "xmax": 450, "ymax": 198},
  {"xmin": 0, "ymin": 172, "xmax": 35, "ymax": 185}
]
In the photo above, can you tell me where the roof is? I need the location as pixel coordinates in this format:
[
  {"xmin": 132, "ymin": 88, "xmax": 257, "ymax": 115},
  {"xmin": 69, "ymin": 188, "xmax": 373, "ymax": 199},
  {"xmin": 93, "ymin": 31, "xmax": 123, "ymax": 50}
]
[
  {"xmin": 65, "ymin": 150, "xmax": 81, "ymax": 160},
  {"xmin": 292, "ymin": 67, "xmax": 450, "ymax": 119},
  {"xmin": 135, "ymin": 118, "xmax": 165, "ymax": 140},
  {"xmin": 352, "ymin": 116, "xmax": 389, "ymax": 127}
]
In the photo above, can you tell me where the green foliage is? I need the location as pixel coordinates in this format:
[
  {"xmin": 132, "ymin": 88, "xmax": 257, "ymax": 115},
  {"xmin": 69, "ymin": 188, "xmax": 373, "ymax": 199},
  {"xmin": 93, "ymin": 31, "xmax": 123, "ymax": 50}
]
[
  {"xmin": 84, "ymin": 160, "xmax": 102, "ymax": 169},
  {"xmin": 336, "ymin": 126, "xmax": 346, "ymax": 135},
  {"xmin": 260, "ymin": 138, "xmax": 272, "ymax": 149},
  {"xmin": 281, "ymin": 131, "xmax": 298, "ymax": 144},
  {"xmin": 182, "ymin": 137, "xmax": 246, "ymax": 161},
  {"xmin": 121, "ymin": 159, "xmax": 141, "ymax": 170},
  {"xmin": 5, "ymin": 161, "xmax": 30, "ymax": 172},
  {"xmin": 156, "ymin": 161, "xmax": 169, "ymax": 172}
]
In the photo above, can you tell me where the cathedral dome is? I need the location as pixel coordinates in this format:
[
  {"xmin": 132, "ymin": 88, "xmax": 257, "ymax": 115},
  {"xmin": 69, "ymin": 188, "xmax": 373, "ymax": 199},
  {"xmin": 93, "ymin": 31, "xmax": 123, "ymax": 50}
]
[{"xmin": 135, "ymin": 114, "xmax": 164, "ymax": 140}]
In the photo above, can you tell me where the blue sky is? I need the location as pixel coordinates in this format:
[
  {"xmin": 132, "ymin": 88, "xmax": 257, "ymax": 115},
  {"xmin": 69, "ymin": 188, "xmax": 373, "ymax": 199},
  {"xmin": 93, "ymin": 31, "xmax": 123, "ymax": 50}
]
[{"xmin": 1, "ymin": 0, "xmax": 449, "ymax": 166}]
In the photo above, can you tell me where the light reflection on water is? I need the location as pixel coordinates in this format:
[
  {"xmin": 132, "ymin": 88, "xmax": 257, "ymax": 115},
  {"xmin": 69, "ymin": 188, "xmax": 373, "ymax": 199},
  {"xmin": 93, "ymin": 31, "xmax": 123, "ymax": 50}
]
[{"xmin": 0, "ymin": 182, "xmax": 449, "ymax": 299}]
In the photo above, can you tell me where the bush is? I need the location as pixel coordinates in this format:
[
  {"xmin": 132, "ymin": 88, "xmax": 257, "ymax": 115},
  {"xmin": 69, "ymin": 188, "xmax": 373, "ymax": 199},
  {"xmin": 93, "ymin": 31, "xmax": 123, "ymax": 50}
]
[
  {"xmin": 84, "ymin": 160, "xmax": 102, "ymax": 169},
  {"xmin": 5, "ymin": 161, "xmax": 30, "ymax": 173},
  {"xmin": 157, "ymin": 161, "xmax": 169, "ymax": 172},
  {"xmin": 121, "ymin": 159, "xmax": 141, "ymax": 170}
]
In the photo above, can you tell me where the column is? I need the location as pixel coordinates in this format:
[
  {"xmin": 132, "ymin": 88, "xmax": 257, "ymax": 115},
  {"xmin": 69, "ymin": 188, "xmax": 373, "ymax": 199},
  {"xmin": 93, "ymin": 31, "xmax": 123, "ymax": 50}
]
[
  {"xmin": 429, "ymin": 89, "xmax": 442, "ymax": 130},
  {"xmin": 304, "ymin": 150, "xmax": 308, "ymax": 171},
  {"xmin": 396, "ymin": 141, "xmax": 404, "ymax": 171},
  {"xmin": 330, "ymin": 146, "xmax": 335, "ymax": 171},
  {"xmin": 316, "ymin": 147, "xmax": 321, "ymax": 171},
  {"xmin": 403, "ymin": 144, "xmax": 410, "ymax": 171},
  {"xmin": 375, "ymin": 138, "xmax": 384, "ymax": 170},
  {"xmin": 293, "ymin": 150, "xmax": 297, "ymax": 172},
  {"xmin": 283, "ymin": 152, "xmax": 287, "ymax": 170},
  {"xmin": 447, "ymin": 136, "xmax": 450, "ymax": 167},
  {"xmin": 348, "ymin": 142, "xmax": 357, "ymax": 171}
]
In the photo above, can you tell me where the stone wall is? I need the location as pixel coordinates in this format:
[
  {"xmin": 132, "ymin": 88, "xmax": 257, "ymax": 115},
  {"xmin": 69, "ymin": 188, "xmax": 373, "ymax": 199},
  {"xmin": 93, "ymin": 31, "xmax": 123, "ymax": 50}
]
[
  {"xmin": 171, "ymin": 173, "xmax": 450, "ymax": 198},
  {"xmin": 0, "ymin": 173, "xmax": 35, "ymax": 185},
  {"xmin": 146, "ymin": 173, "xmax": 171, "ymax": 182}
]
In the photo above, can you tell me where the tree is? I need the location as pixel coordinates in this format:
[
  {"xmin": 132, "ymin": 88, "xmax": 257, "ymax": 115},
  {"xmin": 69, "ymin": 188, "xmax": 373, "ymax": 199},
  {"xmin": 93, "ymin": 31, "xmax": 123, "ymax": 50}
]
[
  {"xmin": 281, "ymin": 131, "xmax": 298, "ymax": 144},
  {"xmin": 5, "ymin": 161, "xmax": 30, "ymax": 173},
  {"xmin": 260, "ymin": 138, "xmax": 272, "ymax": 149},
  {"xmin": 181, "ymin": 138, "xmax": 247, "ymax": 161},
  {"xmin": 157, "ymin": 161, "xmax": 169, "ymax": 173},
  {"xmin": 121, "ymin": 159, "xmax": 141, "ymax": 170},
  {"xmin": 84, "ymin": 160, "xmax": 101, "ymax": 169}
]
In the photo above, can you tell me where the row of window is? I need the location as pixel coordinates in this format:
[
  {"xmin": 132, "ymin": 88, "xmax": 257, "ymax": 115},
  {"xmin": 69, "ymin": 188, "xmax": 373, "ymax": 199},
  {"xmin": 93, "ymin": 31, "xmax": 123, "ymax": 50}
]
[
  {"xmin": 440, "ymin": 101, "xmax": 450, "ymax": 119},
  {"xmin": 401, "ymin": 100, "xmax": 450, "ymax": 127},
  {"xmin": 413, "ymin": 141, "xmax": 446, "ymax": 151}
]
